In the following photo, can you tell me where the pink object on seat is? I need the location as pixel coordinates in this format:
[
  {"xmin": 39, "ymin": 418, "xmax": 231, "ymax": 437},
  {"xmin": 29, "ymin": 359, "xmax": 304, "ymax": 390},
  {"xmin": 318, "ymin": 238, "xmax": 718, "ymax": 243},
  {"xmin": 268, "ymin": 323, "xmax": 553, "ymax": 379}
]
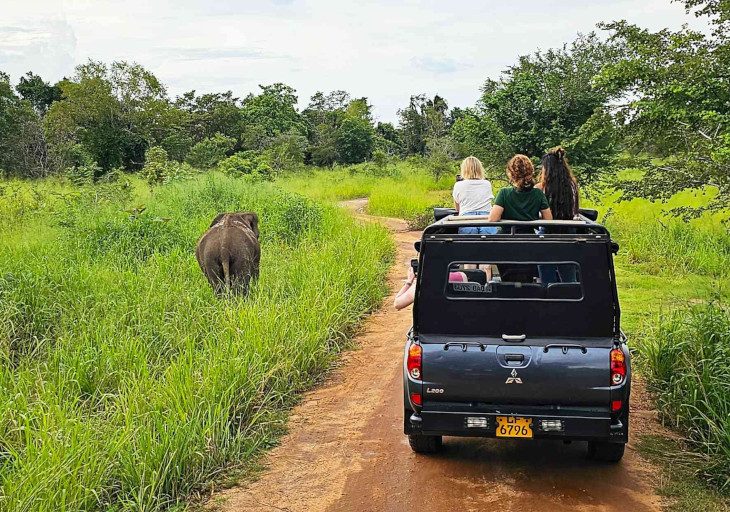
[{"xmin": 448, "ymin": 271, "xmax": 467, "ymax": 283}]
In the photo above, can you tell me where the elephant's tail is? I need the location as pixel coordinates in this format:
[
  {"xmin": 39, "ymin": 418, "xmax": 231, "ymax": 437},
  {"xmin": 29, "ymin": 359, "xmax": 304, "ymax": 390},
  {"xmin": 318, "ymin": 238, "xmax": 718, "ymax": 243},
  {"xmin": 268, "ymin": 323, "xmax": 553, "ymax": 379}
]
[{"xmin": 221, "ymin": 250, "xmax": 232, "ymax": 290}]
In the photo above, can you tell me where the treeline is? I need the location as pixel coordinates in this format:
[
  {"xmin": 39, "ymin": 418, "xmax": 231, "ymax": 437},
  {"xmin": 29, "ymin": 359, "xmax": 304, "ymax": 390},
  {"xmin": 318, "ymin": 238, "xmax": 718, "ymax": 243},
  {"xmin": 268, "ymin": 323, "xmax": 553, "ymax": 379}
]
[{"xmin": 0, "ymin": 0, "xmax": 727, "ymax": 208}]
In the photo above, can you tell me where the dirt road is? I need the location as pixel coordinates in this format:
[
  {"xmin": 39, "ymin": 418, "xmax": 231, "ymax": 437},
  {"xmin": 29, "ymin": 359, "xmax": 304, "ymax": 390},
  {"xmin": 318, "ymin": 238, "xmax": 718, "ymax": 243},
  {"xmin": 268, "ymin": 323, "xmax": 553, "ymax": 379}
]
[{"xmin": 211, "ymin": 200, "xmax": 663, "ymax": 512}]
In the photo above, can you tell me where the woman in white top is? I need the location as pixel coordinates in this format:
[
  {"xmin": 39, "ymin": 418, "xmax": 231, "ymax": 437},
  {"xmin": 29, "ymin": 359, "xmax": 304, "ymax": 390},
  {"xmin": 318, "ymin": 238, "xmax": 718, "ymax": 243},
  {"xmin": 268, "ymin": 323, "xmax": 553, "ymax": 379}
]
[{"xmin": 452, "ymin": 156, "xmax": 496, "ymax": 234}]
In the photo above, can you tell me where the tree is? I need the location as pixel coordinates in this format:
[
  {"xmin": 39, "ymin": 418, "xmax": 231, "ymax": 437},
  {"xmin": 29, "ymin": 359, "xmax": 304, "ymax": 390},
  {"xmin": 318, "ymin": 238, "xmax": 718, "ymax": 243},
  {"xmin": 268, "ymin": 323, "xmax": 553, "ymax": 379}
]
[
  {"xmin": 240, "ymin": 83, "xmax": 306, "ymax": 150},
  {"xmin": 15, "ymin": 72, "xmax": 62, "ymax": 115},
  {"xmin": 397, "ymin": 94, "xmax": 451, "ymax": 156},
  {"xmin": 336, "ymin": 117, "xmax": 374, "ymax": 164},
  {"xmin": 449, "ymin": 109, "xmax": 510, "ymax": 165},
  {"xmin": 596, "ymin": 0, "xmax": 730, "ymax": 212},
  {"xmin": 0, "ymin": 72, "xmax": 50, "ymax": 177},
  {"xmin": 479, "ymin": 33, "xmax": 618, "ymax": 159}
]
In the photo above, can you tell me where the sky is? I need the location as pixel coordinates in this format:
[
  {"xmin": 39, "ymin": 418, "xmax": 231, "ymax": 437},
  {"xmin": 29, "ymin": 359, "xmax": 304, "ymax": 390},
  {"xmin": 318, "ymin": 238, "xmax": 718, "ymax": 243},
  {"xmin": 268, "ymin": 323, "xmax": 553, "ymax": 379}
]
[{"xmin": 0, "ymin": 0, "xmax": 709, "ymax": 123}]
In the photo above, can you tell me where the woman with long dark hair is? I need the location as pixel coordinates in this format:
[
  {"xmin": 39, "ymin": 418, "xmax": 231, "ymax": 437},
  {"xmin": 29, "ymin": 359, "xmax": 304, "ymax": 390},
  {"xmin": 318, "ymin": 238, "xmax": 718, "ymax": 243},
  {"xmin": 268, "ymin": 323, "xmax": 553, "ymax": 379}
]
[
  {"xmin": 537, "ymin": 147, "xmax": 579, "ymax": 283},
  {"xmin": 537, "ymin": 147, "xmax": 579, "ymax": 220}
]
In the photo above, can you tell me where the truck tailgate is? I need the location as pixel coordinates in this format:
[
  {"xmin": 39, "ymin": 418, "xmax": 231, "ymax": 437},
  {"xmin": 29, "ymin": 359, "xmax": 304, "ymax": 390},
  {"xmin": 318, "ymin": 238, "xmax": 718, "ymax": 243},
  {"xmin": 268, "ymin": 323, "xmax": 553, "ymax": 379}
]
[{"xmin": 420, "ymin": 336, "xmax": 613, "ymax": 406}]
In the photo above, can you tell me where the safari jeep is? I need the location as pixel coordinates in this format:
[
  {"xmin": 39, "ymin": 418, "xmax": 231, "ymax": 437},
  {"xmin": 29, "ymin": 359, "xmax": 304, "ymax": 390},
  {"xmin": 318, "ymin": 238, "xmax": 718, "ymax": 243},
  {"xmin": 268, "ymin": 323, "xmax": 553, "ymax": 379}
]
[{"xmin": 403, "ymin": 209, "xmax": 630, "ymax": 462}]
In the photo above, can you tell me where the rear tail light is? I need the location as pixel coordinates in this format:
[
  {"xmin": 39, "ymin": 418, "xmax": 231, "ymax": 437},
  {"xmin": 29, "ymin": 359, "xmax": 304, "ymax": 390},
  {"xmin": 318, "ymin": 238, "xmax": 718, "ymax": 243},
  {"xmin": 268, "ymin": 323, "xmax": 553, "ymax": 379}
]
[
  {"xmin": 611, "ymin": 400, "xmax": 623, "ymax": 412},
  {"xmin": 407, "ymin": 343, "xmax": 422, "ymax": 380},
  {"xmin": 410, "ymin": 392, "xmax": 422, "ymax": 406},
  {"xmin": 610, "ymin": 348, "xmax": 626, "ymax": 385}
]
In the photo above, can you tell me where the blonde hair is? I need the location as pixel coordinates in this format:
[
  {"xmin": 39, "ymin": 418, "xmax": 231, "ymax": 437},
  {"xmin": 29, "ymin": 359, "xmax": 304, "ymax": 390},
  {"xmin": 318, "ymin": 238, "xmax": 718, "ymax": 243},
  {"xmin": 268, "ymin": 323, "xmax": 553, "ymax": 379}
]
[
  {"xmin": 460, "ymin": 156, "xmax": 485, "ymax": 180},
  {"xmin": 506, "ymin": 154, "xmax": 535, "ymax": 190}
]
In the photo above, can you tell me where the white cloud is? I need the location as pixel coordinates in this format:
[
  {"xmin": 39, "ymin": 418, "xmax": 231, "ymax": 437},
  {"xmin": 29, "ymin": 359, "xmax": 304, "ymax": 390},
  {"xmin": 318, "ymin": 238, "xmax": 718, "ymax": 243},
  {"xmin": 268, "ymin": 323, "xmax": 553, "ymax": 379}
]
[{"xmin": 0, "ymin": 0, "xmax": 709, "ymax": 122}]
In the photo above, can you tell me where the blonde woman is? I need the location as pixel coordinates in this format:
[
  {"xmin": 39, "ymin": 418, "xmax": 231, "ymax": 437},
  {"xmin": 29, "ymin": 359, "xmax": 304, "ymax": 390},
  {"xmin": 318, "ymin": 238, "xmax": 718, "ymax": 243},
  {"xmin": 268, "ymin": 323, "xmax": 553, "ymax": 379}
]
[{"xmin": 452, "ymin": 156, "xmax": 495, "ymax": 234}]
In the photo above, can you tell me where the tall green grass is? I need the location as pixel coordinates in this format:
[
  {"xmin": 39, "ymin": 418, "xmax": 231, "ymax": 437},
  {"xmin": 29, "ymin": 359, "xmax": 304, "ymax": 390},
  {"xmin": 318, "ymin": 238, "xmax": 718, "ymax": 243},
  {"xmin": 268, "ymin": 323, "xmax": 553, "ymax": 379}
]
[
  {"xmin": 278, "ymin": 162, "xmax": 453, "ymax": 224},
  {"xmin": 0, "ymin": 174, "xmax": 393, "ymax": 510},
  {"xmin": 640, "ymin": 303, "xmax": 730, "ymax": 490}
]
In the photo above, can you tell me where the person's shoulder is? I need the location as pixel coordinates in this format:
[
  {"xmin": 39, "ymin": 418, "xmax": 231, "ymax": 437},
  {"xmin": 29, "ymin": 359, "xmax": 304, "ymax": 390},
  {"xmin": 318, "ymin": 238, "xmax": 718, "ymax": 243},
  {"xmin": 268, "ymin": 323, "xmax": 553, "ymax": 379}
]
[
  {"xmin": 452, "ymin": 180, "xmax": 466, "ymax": 194},
  {"xmin": 494, "ymin": 186, "xmax": 510, "ymax": 202}
]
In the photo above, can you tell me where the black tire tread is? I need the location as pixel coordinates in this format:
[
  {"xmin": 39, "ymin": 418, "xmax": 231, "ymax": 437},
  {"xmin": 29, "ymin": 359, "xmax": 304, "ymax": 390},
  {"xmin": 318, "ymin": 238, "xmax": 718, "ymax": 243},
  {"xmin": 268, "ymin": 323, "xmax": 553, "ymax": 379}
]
[
  {"xmin": 408, "ymin": 434, "xmax": 442, "ymax": 454},
  {"xmin": 587, "ymin": 441, "xmax": 625, "ymax": 462}
]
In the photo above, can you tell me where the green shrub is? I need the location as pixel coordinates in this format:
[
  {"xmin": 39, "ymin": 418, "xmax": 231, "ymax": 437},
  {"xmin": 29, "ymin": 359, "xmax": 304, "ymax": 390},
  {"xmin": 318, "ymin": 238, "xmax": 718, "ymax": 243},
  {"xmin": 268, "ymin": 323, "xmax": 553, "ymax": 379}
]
[
  {"xmin": 218, "ymin": 152, "xmax": 272, "ymax": 181},
  {"xmin": 640, "ymin": 302, "xmax": 730, "ymax": 490},
  {"xmin": 185, "ymin": 133, "xmax": 236, "ymax": 170}
]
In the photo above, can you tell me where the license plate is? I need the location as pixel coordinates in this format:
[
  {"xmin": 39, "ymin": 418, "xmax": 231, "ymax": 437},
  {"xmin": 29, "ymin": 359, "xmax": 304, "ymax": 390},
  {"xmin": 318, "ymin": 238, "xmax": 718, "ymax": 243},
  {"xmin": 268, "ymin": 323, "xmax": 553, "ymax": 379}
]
[{"xmin": 496, "ymin": 416, "xmax": 533, "ymax": 438}]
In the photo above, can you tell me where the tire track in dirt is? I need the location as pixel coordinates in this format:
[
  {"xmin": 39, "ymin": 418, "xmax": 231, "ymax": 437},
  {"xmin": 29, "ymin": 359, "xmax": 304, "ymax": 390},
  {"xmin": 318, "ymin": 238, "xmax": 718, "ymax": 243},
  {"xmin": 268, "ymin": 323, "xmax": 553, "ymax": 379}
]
[{"xmin": 209, "ymin": 199, "xmax": 665, "ymax": 512}]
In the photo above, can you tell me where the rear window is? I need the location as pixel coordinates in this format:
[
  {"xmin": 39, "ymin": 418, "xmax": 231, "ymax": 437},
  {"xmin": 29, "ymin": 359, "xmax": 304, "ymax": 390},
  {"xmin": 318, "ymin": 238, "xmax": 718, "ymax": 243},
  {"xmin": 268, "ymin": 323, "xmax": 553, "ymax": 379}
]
[{"xmin": 446, "ymin": 261, "xmax": 582, "ymax": 301}]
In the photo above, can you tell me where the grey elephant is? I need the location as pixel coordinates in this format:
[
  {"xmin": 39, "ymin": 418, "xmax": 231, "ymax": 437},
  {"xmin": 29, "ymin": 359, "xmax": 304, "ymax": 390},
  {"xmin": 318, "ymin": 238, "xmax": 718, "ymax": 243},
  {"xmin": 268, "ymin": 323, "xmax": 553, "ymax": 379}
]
[{"xmin": 196, "ymin": 212, "xmax": 261, "ymax": 296}]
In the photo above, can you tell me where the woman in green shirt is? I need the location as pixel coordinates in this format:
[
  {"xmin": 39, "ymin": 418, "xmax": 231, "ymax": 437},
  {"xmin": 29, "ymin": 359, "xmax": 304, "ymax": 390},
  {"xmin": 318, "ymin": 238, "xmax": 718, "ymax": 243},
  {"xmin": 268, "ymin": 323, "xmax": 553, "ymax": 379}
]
[{"xmin": 488, "ymin": 154, "xmax": 553, "ymax": 223}]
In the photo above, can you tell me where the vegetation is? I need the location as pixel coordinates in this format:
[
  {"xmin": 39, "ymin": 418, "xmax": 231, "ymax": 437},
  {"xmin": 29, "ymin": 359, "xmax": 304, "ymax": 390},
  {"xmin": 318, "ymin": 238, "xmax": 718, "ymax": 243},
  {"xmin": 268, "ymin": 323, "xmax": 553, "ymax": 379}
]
[
  {"xmin": 0, "ymin": 175, "xmax": 393, "ymax": 510},
  {"xmin": 640, "ymin": 304, "xmax": 730, "ymax": 491},
  {"xmin": 0, "ymin": 0, "xmax": 729, "ymax": 508}
]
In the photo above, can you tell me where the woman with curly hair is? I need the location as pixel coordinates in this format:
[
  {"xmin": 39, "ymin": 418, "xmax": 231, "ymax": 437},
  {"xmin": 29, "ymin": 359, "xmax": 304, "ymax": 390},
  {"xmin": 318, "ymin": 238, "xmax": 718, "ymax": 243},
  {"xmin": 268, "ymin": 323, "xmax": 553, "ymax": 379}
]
[{"xmin": 488, "ymin": 154, "xmax": 552, "ymax": 222}]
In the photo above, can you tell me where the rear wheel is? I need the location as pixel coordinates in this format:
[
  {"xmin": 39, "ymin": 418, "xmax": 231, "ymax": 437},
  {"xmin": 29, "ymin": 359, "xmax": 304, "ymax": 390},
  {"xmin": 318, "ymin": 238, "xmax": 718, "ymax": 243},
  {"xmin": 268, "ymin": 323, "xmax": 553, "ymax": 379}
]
[
  {"xmin": 587, "ymin": 441, "xmax": 625, "ymax": 462},
  {"xmin": 408, "ymin": 434, "xmax": 442, "ymax": 454}
]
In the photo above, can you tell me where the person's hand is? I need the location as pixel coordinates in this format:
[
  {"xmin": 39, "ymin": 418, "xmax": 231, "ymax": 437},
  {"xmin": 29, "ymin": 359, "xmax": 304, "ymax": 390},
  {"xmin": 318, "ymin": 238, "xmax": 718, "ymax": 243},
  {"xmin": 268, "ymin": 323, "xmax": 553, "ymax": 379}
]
[{"xmin": 406, "ymin": 266, "xmax": 415, "ymax": 284}]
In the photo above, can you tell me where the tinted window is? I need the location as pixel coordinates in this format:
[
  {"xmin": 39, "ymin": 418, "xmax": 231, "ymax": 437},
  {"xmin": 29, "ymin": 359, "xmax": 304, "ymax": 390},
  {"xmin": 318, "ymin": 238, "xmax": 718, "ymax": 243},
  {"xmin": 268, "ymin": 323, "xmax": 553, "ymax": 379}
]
[{"xmin": 446, "ymin": 262, "xmax": 582, "ymax": 300}]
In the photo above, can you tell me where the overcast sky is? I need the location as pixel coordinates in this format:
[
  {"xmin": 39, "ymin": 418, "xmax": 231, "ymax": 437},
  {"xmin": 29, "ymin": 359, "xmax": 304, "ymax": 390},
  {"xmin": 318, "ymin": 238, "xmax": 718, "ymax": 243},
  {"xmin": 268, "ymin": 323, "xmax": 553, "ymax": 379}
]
[{"xmin": 0, "ymin": 0, "xmax": 707, "ymax": 122}]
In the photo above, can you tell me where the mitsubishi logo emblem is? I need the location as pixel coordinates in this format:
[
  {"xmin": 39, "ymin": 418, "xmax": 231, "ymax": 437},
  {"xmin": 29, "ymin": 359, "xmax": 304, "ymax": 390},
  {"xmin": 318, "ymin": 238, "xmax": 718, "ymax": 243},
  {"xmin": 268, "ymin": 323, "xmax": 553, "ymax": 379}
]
[{"xmin": 505, "ymin": 368, "xmax": 523, "ymax": 384}]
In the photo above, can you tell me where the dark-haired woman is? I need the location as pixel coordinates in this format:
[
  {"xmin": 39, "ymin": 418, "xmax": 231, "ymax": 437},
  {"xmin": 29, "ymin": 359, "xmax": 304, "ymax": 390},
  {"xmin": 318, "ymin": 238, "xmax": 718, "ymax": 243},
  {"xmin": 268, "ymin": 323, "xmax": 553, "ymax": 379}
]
[{"xmin": 536, "ymin": 147, "xmax": 579, "ymax": 283}]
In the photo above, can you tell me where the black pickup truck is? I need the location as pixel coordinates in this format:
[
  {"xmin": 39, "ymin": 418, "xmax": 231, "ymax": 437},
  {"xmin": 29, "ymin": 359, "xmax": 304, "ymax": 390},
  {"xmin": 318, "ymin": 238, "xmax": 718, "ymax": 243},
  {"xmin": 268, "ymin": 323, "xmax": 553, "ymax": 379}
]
[{"xmin": 403, "ymin": 209, "xmax": 629, "ymax": 462}]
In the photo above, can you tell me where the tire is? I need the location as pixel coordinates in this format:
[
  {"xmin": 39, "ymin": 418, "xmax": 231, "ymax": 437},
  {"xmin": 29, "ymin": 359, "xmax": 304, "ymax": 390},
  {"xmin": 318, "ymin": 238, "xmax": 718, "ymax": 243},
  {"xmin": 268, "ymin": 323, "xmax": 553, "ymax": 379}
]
[
  {"xmin": 408, "ymin": 434, "xmax": 442, "ymax": 454},
  {"xmin": 587, "ymin": 441, "xmax": 625, "ymax": 462}
]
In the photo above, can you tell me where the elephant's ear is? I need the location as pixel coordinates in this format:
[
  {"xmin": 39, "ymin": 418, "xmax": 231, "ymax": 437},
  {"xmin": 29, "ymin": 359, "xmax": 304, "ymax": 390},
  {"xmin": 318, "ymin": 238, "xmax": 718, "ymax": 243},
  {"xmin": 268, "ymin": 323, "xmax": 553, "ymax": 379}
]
[
  {"xmin": 209, "ymin": 213, "xmax": 226, "ymax": 228},
  {"xmin": 239, "ymin": 212, "xmax": 259, "ymax": 239}
]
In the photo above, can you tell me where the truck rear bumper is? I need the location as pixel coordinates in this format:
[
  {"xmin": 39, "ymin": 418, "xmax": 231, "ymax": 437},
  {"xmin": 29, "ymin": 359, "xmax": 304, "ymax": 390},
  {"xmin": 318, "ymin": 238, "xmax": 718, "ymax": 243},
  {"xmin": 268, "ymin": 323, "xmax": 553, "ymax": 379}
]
[{"xmin": 406, "ymin": 405, "xmax": 627, "ymax": 442}]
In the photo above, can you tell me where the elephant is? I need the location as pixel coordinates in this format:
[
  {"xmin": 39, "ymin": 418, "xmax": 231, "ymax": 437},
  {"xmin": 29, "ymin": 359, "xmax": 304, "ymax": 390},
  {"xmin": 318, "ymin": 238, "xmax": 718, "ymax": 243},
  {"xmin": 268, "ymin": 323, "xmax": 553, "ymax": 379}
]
[{"xmin": 196, "ymin": 212, "xmax": 260, "ymax": 296}]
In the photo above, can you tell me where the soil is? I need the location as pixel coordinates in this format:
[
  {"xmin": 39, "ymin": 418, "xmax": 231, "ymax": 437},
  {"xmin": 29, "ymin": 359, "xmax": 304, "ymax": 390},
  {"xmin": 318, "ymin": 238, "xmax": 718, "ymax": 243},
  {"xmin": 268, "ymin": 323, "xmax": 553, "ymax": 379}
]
[{"xmin": 209, "ymin": 199, "xmax": 666, "ymax": 512}]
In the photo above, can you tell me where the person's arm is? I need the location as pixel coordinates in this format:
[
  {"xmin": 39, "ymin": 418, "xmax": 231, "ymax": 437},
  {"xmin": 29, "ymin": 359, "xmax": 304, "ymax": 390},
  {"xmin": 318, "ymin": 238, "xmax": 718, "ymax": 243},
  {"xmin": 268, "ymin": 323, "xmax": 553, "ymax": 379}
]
[
  {"xmin": 537, "ymin": 189, "xmax": 552, "ymax": 220},
  {"xmin": 454, "ymin": 200, "xmax": 460, "ymax": 214},
  {"xmin": 488, "ymin": 205, "xmax": 504, "ymax": 222},
  {"xmin": 394, "ymin": 267, "xmax": 417, "ymax": 310}
]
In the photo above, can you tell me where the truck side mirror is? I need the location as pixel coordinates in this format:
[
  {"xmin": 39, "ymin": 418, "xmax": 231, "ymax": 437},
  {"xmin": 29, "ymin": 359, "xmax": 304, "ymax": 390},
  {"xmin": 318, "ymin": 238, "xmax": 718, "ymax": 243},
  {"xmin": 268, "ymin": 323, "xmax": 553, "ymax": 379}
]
[{"xmin": 414, "ymin": 241, "xmax": 421, "ymax": 252}]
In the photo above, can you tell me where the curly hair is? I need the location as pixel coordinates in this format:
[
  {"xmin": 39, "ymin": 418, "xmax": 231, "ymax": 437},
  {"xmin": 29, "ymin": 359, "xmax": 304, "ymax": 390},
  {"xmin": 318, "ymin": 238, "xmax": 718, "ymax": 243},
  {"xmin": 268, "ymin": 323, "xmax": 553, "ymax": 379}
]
[
  {"xmin": 506, "ymin": 154, "xmax": 535, "ymax": 190},
  {"xmin": 539, "ymin": 146, "xmax": 579, "ymax": 220}
]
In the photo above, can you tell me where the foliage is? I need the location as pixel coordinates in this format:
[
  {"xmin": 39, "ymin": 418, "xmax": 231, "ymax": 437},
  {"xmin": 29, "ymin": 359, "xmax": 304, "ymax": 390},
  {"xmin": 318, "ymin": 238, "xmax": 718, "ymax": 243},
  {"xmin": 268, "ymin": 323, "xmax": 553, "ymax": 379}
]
[
  {"xmin": 597, "ymin": 2, "xmax": 730, "ymax": 213},
  {"xmin": 640, "ymin": 303, "xmax": 730, "ymax": 490},
  {"xmin": 240, "ymin": 83, "xmax": 306, "ymax": 149},
  {"xmin": 397, "ymin": 94, "xmax": 450, "ymax": 156},
  {"xmin": 0, "ymin": 174, "xmax": 392, "ymax": 510},
  {"xmin": 0, "ymin": 73, "xmax": 50, "ymax": 178},
  {"xmin": 15, "ymin": 72, "xmax": 62, "ymax": 115},
  {"xmin": 480, "ymin": 33, "xmax": 619, "ymax": 163},
  {"xmin": 449, "ymin": 109, "xmax": 510, "ymax": 165},
  {"xmin": 185, "ymin": 133, "xmax": 236, "ymax": 170},
  {"xmin": 217, "ymin": 152, "xmax": 272, "ymax": 181}
]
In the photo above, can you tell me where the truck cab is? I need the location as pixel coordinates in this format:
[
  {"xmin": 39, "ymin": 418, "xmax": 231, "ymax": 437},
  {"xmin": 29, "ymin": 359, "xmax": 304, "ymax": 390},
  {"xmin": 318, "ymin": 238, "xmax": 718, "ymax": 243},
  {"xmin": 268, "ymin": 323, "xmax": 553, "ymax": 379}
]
[{"xmin": 403, "ymin": 210, "xmax": 629, "ymax": 462}]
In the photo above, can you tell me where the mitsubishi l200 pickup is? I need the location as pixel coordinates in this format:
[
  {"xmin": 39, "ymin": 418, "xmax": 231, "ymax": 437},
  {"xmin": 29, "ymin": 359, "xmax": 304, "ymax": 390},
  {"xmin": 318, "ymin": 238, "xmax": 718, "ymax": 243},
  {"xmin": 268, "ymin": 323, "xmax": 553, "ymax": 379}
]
[{"xmin": 403, "ymin": 209, "xmax": 629, "ymax": 462}]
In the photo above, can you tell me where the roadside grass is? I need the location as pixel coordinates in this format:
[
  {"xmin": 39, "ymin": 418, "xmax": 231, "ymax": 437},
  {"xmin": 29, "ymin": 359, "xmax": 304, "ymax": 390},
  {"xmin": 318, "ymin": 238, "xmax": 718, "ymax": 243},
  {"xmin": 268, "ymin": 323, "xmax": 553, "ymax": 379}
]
[
  {"xmin": 638, "ymin": 303, "xmax": 730, "ymax": 492},
  {"xmin": 278, "ymin": 162, "xmax": 453, "ymax": 225},
  {"xmin": 0, "ymin": 173, "xmax": 394, "ymax": 510},
  {"xmin": 638, "ymin": 436, "xmax": 730, "ymax": 512}
]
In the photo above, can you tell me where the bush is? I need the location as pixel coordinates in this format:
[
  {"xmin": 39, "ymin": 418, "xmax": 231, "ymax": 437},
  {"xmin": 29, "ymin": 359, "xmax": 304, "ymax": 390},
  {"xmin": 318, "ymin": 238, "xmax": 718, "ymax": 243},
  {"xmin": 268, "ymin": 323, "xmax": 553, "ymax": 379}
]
[
  {"xmin": 640, "ymin": 302, "xmax": 730, "ymax": 490},
  {"xmin": 218, "ymin": 152, "xmax": 272, "ymax": 181},
  {"xmin": 185, "ymin": 133, "xmax": 236, "ymax": 169}
]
